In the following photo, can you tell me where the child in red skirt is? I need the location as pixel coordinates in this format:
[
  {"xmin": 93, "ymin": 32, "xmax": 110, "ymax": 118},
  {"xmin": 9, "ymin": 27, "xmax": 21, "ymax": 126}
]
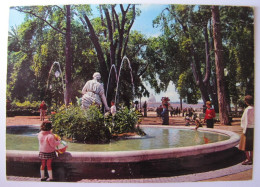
[{"xmin": 38, "ymin": 121, "xmax": 60, "ymax": 181}]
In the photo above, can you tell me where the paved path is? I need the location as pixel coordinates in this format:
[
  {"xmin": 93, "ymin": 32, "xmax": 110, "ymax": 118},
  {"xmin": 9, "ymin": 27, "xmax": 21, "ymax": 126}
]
[
  {"xmin": 5, "ymin": 112, "xmax": 253, "ymax": 182},
  {"xmin": 6, "ymin": 162, "xmax": 252, "ymax": 182}
]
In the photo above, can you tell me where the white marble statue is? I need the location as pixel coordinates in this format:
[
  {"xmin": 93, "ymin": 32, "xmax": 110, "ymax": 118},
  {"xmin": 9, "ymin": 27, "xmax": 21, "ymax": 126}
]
[{"xmin": 82, "ymin": 72, "xmax": 110, "ymax": 111}]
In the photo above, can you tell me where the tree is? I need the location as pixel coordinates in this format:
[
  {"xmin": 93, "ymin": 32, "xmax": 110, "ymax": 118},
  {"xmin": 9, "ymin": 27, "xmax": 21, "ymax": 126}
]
[
  {"xmin": 14, "ymin": 5, "xmax": 73, "ymax": 106},
  {"xmin": 76, "ymin": 4, "xmax": 139, "ymax": 104},
  {"xmin": 145, "ymin": 5, "xmax": 213, "ymax": 104},
  {"xmin": 220, "ymin": 6, "xmax": 254, "ymax": 109},
  {"xmin": 7, "ymin": 23, "xmax": 37, "ymax": 102},
  {"xmin": 145, "ymin": 5, "xmax": 254, "ymax": 115},
  {"xmin": 211, "ymin": 6, "xmax": 230, "ymax": 125},
  {"xmin": 8, "ymin": 4, "xmax": 149, "ymax": 108}
]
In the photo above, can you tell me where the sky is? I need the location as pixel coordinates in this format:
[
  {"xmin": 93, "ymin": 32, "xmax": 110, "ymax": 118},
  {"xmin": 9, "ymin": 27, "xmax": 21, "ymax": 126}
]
[{"xmin": 8, "ymin": 4, "xmax": 180, "ymax": 102}]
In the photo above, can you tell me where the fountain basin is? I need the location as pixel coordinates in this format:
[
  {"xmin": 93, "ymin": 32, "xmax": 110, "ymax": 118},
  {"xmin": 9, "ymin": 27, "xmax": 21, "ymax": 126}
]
[
  {"xmin": 6, "ymin": 125, "xmax": 241, "ymax": 180},
  {"xmin": 7, "ymin": 125, "xmax": 239, "ymax": 162}
]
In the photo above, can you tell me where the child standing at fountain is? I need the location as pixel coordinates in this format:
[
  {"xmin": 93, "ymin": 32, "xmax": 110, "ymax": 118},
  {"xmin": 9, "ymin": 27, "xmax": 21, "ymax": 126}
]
[
  {"xmin": 38, "ymin": 121, "xmax": 60, "ymax": 181},
  {"xmin": 110, "ymin": 100, "xmax": 116, "ymax": 116},
  {"xmin": 204, "ymin": 101, "xmax": 216, "ymax": 128}
]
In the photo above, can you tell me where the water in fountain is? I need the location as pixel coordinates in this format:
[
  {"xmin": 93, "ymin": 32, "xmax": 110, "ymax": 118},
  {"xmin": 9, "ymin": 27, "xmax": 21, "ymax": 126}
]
[
  {"xmin": 105, "ymin": 64, "xmax": 118, "ymax": 100},
  {"xmin": 6, "ymin": 126, "xmax": 230, "ymax": 151},
  {"xmin": 114, "ymin": 56, "xmax": 135, "ymax": 105},
  {"xmin": 46, "ymin": 61, "xmax": 66, "ymax": 103}
]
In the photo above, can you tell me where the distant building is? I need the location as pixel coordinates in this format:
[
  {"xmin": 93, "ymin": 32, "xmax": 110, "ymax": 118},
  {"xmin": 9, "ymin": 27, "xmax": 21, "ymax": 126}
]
[{"xmin": 148, "ymin": 94, "xmax": 156, "ymax": 103}]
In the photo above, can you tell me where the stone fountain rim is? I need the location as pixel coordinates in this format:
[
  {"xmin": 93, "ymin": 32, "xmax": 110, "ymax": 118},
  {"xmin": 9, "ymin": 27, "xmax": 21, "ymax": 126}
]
[{"xmin": 6, "ymin": 125, "xmax": 240, "ymax": 163}]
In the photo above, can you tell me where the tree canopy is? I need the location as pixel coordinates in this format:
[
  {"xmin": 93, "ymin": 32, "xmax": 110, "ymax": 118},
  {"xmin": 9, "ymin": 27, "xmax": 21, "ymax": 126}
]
[
  {"xmin": 7, "ymin": 4, "xmax": 254, "ymax": 121},
  {"xmin": 144, "ymin": 5, "xmax": 254, "ymax": 108}
]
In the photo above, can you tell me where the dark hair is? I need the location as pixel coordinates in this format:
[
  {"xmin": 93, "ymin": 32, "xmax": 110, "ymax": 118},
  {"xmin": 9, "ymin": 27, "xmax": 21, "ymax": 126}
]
[
  {"xmin": 40, "ymin": 121, "xmax": 52, "ymax": 131},
  {"xmin": 245, "ymin": 95, "xmax": 254, "ymax": 105}
]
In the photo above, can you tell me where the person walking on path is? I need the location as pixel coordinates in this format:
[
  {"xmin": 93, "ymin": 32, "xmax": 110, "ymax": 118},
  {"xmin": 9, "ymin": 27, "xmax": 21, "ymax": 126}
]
[
  {"xmin": 143, "ymin": 101, "xmax": 147, "ymax": 117},
  {"xmin": 38, "ymin": 121, "xmax": 60, "ymax": 181},
  {"xmin": 204, "ymin": 101, "xmax": 216, "ymax": 128},
  {"xmin": 157, "ymin": 105, "xmax": 163, "ymax": 117},
  {"xmin": 39, "ymin": 101, "xmax": 47, "ymax": 121},
  {"xmin": 239, "ymin": 95, "xmax": 254, "ymax": 165}
]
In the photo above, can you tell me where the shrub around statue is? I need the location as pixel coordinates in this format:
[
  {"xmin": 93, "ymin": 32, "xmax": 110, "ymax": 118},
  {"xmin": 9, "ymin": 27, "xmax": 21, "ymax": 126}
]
[
  {"xmin": 105, "ymin": 106, "xmax": 145, "ymax": 136},
  {"xmin": 51, "ymin": 104, "xmax": 145, "ymax": 144},
  {"xmin": 51, "ymin": 105, "xmax": 111, "ymax": 144}
]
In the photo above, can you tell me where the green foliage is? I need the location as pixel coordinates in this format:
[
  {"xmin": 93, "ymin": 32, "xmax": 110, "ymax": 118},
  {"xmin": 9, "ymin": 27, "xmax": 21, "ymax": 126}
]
[
  {"xmin": 146, "ymin": 4, "xmax": 254, "ymax": 106},
  {"xmin": 177, "ymin": 70, "xmax": 200, "ymax": 103},
  {"xmin": 10, "ymin": 100, "xmax": 41, "ymax": 110},
  {"xmin": 7, "ymin": 5, "xmax": 254, "ymax": 112},
  {"xmin": 106, "ymin": 106, "xmax": 141, "ymax": 135},
  {"xmin": 51, "ymin": 104, "xmax": 145, "ymax": 144},
  {"xmin": 13, "ymin": 100, "xmax": 41, "ymax": 108},
  {"xmin": 51, "ymin": 105, "xmax": 111, "ymax": 144},
  {"xmin": 7, "ymin": 100, "xmax": 41, "ymax": 117},
  {"xmin": 7, "ymin": 5, "xmax": 145, "ymax": 107},
  {"xmin": 220, "ymin": 6, "xmax": 254, "ymax": 97}
]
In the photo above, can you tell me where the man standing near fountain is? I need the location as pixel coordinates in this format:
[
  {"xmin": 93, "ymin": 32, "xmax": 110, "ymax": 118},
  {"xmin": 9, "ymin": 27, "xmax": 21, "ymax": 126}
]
[{"xmin": 82, "ymin": 72, "xmax": 110, "ymax": 111}]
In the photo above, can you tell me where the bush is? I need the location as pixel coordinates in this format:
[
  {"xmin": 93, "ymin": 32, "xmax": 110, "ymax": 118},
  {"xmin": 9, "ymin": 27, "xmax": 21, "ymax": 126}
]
[
  {"xmin": 51, "ymin": 105, "xmax": 111, "ymax": 144},
  {"xmin": 6, "ymin": 100, "xmax": 41, "ymax": 116},
  {"xmin": 51, "ymin": 104, "xmax": 145, "ymax": 144},
  {"xmin": 105, "ymin": 106, "xmax": 146, "ymax": 136},
  {"xmin": 11, "ymin": 100, "xmax": 41, "ymax": 110}
]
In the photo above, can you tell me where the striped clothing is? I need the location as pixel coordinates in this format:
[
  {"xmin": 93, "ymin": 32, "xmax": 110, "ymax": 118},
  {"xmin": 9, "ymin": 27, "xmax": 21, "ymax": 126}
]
[{"xmin": 39, "ymin": 151, "xmax": 57, "ymax": 159}]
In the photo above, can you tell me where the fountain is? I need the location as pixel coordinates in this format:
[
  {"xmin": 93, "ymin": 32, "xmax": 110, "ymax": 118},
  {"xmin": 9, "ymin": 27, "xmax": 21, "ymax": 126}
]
[
  {"xmin": 114, "ymin": 56, "xmax": 135, "ymax": 105},
  {"xmin": 104, "ymin": 56, "xmax": 135, "ymax": 112},
  {"xmin": 6, "ymin": 125, "xmax": 241, "ymax": 180},
  {"xmin": 46, "ymin": 61, "xmax": 66, "ymax": 103},
  {"xmin": 105, "ymin": 64, "xmax": 118, "ymax": 100},
  {"xmin": 6, "ymin": 57, "xmax": 242, "ymax": 181}
]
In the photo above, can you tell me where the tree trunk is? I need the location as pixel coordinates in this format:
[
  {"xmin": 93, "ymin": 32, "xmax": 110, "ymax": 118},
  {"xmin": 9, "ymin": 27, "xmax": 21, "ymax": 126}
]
[
  {"xmin": 203, "ymin": 25, "xmax": 211, "ymax": 84},
  {"xmin": 80, "ymin": 5, "xmax": 135, "ymax": 105},
  {"xmin": 180, "ymin": 97, "xmax": 182, "ymax": 111},
  {"xmin": 211, "ymin": 6, "xmax": 230, "ymax": 125},
  {"xmin": 64, "ymin": 5, "xmax": 72, "ymax": 106},
  {"xmin": 207, "ymin": 83, "xmax": 219, "ymax": 112},
  {"xmin": 190, "ymin": 48, "xmax": 210, "ymax": 104},
  {"xmin": 172, "ymin": 10, "xmax": 211, "ymax": 104},
  {"xmin": 83, "ymin": 13, "xmax": 109, "ymax": 86}
]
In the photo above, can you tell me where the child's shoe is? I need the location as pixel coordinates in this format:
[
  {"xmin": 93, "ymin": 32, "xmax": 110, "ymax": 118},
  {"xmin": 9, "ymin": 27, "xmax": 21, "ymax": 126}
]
[
  {"xmin": 41, "ymin": 177, "xmax": 48, "ymax": 181},
  {"xmin": 46, "ymin": 178, "xmax": 55, "ymax": 182}
]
